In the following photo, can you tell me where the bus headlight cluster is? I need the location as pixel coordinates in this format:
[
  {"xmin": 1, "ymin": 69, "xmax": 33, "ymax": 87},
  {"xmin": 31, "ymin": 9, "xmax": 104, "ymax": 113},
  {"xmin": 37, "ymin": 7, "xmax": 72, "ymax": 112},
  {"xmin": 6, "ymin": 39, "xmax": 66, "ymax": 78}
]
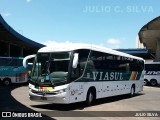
[
  {"xmin": 55, "ymin": 88, "xmax": 67, "ymax": 94},
  {"xmin": 28, "ymin": 83, "xmax": 34, "ymax": 89}
]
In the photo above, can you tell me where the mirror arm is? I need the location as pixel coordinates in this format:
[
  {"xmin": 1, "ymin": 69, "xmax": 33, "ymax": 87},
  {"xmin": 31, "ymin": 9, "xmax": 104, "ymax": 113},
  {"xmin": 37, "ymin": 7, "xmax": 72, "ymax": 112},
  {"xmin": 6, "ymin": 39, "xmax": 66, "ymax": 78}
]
[{"xmin": 23, "ymin": 54, "xmax": 36, "ymax": 68}]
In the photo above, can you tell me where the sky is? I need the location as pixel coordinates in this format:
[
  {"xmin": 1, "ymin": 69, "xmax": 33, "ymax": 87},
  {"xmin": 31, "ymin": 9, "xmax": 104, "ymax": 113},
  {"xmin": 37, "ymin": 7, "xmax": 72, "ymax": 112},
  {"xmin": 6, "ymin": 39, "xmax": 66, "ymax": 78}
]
[{"xmin": 0, "ymin": 0, "xmax": 160, "ymax": 49}]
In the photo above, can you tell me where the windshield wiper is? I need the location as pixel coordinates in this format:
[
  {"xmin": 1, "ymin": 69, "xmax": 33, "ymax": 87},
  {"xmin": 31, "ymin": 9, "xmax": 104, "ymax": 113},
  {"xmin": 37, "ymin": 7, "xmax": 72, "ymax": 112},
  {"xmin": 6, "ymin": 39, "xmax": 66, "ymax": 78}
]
[{"xmin": 50, "ymin": 80, "xmax": 55, "ymax": 87}]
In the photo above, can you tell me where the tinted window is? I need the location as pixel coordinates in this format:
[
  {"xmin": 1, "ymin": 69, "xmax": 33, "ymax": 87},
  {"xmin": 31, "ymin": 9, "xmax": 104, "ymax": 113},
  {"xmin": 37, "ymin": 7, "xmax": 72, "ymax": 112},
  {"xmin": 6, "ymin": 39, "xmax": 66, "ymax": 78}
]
[
  {"xmin": 145, "ymin": 64, "xmax": 160, "ymax": 71},
  {"xmin": 88, "ymin": 51, "xmax": 144, "ymax": 71},
  {"xmin": 0, "ymin": 58, "xmax": 22, "ymax": 66}
]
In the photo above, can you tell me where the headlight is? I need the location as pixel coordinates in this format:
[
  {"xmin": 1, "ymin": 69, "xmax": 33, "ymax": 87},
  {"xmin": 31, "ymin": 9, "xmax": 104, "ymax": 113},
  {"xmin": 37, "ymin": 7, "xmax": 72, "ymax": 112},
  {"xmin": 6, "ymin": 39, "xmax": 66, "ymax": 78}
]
[
  {"xmin": 28, "ymin": 83, "xmax": 34, "ymax": 89},
  {"xmin": 55, "ymin": 88, "xmax": 67, "ymax": 94}
]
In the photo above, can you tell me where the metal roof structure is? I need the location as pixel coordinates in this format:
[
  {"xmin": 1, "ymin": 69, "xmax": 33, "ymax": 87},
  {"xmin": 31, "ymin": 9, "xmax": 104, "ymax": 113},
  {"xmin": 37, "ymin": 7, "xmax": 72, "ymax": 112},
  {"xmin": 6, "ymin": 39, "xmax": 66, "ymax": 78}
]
[
  {"xmin": 138, "ymin": 16, "xmax": 160, "ymax": 61},
  {"xmin": 0, "ymin": 14, "xmax": 45, "ymax": 51},
  {"xmin": 116, "ymin": 48, "xmax": 154, "ymax": 60}
]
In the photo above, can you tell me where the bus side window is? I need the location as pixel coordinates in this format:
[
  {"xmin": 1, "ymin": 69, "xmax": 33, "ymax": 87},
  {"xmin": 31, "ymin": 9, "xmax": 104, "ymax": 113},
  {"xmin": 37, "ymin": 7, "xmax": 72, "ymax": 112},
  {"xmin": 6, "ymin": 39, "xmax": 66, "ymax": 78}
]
[
  {"xmin": 88, "ymin": 51, "xmax": 102, "ymax": 70},
  {"xmin": 129, "ymin": 60, "xmax": 144, "ymax": 71}
]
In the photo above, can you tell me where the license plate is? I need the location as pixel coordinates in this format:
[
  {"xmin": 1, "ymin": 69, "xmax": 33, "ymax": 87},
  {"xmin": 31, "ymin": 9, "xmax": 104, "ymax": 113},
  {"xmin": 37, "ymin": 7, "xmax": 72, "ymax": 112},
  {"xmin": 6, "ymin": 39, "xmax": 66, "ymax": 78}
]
[
  {"xmin": 36, "ymin": 86, "xmax": 54, "ymax": 90},
  {"xmin": 41, "ymin": 97, "xmax": 47, "ymax": 100}
]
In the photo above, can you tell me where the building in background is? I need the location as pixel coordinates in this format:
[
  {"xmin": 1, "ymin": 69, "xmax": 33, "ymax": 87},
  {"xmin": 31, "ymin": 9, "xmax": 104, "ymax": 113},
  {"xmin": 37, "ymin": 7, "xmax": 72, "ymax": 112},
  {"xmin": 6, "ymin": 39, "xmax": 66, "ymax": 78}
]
[
  {"xmin": 139, "ymin": 16, "xmax": 160, "ymax": 62},
  {"xmin": 0, "ymin": 14, "xmax": 45, "ymax": 57},
  {"xmin": 1, "ymin": 14, "xmax": 159, "ymax": 62},
  {"xmin": 136, "ymin": 35, "xmax": 145, "ymax": 49}
]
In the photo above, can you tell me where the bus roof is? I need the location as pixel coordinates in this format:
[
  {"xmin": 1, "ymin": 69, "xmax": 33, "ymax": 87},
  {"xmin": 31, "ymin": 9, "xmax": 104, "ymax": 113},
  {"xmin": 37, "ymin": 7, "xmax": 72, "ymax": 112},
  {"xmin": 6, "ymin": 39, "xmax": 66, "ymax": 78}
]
[{"xmin": 38, "ymin": 43, "xmax": 144, "ymax": 61}]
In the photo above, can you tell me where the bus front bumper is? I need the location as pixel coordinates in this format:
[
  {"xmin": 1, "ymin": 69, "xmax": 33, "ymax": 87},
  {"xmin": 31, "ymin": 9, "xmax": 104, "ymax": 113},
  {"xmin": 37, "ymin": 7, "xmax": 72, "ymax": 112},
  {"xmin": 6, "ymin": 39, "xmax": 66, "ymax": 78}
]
[{"xmin": 29, "ymin": 89, "xmax": 69, "ymax": 104}]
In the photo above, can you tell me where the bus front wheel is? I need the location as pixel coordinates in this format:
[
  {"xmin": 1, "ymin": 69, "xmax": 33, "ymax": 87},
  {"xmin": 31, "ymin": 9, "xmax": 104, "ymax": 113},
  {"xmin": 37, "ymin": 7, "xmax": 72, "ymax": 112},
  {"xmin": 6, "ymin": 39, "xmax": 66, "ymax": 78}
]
[
  {"xmin": 130, "ymin": 85, "xmax": 135, "ymax": 97},
  {"xmin": 3, "ymin": 79, "xmax": 11, "ymax": 86},
  {"xmin": 86, "ymin": 89, "xmax": 96, "ymax": 106}
]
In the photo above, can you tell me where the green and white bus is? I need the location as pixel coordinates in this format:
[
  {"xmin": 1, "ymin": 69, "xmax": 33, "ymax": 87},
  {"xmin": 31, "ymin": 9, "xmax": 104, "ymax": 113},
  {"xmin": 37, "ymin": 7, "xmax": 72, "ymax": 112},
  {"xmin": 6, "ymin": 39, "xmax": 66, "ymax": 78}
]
[
  {"xmin": 23, "ymin": 44, "xmax": 144, "ymax": 105},
  {"xmin": 0, "ymin": 57, "xmax": 30, "ymax": 85}
]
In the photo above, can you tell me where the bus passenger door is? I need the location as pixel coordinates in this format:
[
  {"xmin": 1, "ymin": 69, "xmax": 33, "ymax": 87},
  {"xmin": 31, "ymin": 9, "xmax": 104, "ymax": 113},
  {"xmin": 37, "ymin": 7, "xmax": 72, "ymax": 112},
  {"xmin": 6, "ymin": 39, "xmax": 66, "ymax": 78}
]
[
  {"xmin": 78, "ymin": 82, "xmax": 84, "ymax": 101},
  {"xmin": 69, "ymin": 70, "xmax": 85, "ymax": 103},
  {"xmin": 16, "ymin": 73, "xmax": 23, "ymax": 83},
  {"xmin": 16, "ymin": 74, "xmax": 19, "ymax": 83},
  {"xmin": 69, "ymin": 82, "xmax": 84, "ymax": 103}
]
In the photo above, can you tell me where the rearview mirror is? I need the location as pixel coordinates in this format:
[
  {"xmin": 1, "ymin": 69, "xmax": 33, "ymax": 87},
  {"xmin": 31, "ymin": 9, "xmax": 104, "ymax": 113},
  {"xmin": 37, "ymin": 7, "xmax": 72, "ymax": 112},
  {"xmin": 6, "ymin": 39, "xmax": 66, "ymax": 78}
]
[{"xmin": 72, "ymin": 53, "xmax": 79, "ymax": 68}]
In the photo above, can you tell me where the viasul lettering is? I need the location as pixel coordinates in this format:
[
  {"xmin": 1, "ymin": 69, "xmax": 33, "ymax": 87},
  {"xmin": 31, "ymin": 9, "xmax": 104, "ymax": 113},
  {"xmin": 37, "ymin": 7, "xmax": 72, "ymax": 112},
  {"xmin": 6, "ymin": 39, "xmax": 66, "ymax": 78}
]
[{"xmin": 92, "ymin": 72, "xmax": 123, "ymax": 81}]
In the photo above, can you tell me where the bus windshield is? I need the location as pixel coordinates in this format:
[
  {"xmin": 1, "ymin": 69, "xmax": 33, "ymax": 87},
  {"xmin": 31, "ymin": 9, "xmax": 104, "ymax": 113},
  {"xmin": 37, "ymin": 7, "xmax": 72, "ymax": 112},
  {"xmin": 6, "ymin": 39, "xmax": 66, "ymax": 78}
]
[{"xmin": 31, "ymin": 52, "xmax": 71, "ymax": 85}]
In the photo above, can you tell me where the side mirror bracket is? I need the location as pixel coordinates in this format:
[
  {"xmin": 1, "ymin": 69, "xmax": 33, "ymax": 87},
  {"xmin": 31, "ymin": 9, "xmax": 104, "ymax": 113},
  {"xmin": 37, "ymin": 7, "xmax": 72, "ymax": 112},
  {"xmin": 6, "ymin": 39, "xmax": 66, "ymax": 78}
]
[{"xmin": 23, "ymin": 54, "xmax": 36, "ymax": 68}]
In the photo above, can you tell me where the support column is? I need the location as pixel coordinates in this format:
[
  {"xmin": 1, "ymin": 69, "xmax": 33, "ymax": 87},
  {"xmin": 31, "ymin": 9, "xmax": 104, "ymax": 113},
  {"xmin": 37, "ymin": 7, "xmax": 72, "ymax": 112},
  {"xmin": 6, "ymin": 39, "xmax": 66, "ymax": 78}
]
[
  {"xmin": 8, "ymin": 44, "xmax": 10, "ymax": 57},
  {"xmin": 155, "ymin": 39, "xmax": 160, "ymax": 61},
  {"xmin": 20, "ymin": 47, "xmax": 23, "ymax": 57}
]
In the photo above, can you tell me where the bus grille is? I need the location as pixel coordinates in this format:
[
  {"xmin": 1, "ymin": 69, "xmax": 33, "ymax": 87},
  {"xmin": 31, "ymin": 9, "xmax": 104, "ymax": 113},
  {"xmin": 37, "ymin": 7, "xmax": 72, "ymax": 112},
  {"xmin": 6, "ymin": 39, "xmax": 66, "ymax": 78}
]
[{"xmin": 31, "ymin": 90, "xmax": 57, "ymax": 96}]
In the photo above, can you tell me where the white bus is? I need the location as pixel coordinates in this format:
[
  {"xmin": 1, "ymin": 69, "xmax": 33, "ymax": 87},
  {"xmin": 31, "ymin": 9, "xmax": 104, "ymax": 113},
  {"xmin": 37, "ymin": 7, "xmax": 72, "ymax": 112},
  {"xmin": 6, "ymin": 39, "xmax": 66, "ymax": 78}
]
[
  {"xmin": 0, "ymin": 57, "xmax": 30, "ymax": 85},
  {"xmin": 23, "ymin": 44, "xmax": 144, "ymax": 105},
  {"xmin": 144, "ymin": 62, "xmax": 160, "ymax": 86}
]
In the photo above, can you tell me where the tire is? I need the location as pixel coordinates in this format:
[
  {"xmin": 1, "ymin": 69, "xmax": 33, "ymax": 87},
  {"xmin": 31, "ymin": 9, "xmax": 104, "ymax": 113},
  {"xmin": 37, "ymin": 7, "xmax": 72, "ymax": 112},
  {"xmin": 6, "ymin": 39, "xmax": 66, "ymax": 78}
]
[
  {"xmin": 144, "ymin": 79, "xmax": 148, "ymax": 86},
  {"xmin": 3, "ymin": 79, "xmax": 11, "ymax": 86},
  {"xmin": 150, "ymin": 79, "xmax": 157, "ymax": 86},
  {"xmin": 86, "ymin": 89, "xmax": 95, "ymax": 106},
  {"xmin": 130, "ymin": 85, "xmax": 135, "ymax": 97}
]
